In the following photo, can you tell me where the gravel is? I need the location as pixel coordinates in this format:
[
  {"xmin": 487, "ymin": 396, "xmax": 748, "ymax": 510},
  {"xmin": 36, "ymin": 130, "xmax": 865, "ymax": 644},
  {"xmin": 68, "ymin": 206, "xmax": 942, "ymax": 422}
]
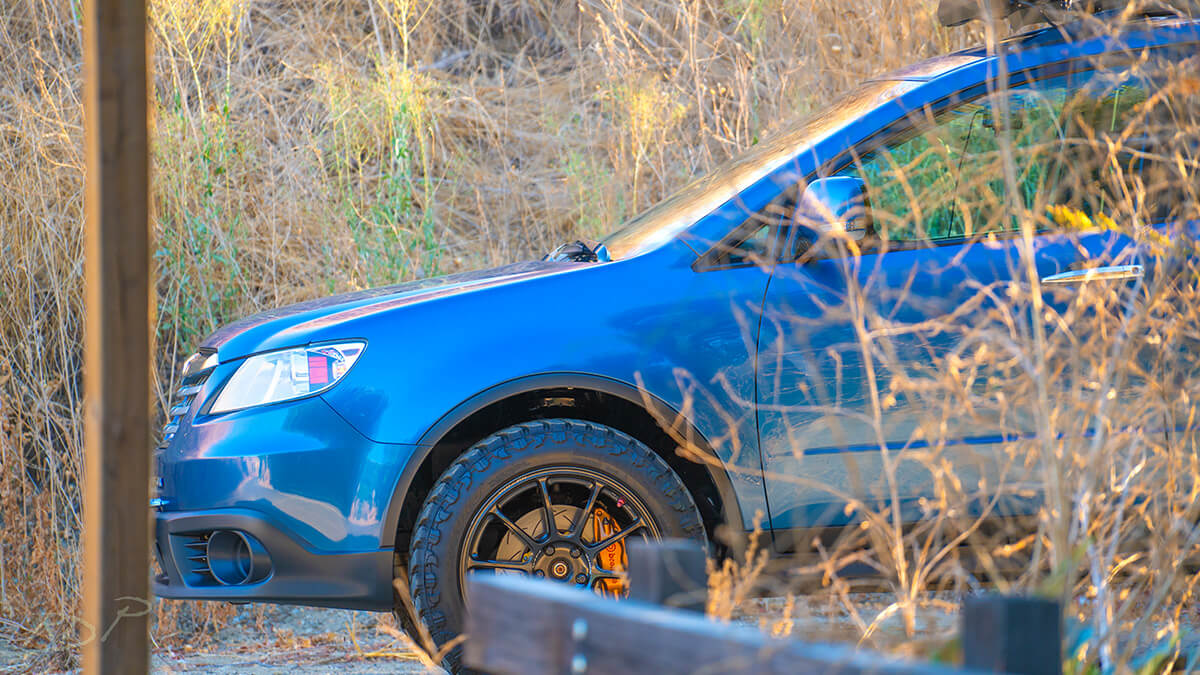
[{"xmin": 0, "ymin": 591, "xmax": 963, "ymax": 673}]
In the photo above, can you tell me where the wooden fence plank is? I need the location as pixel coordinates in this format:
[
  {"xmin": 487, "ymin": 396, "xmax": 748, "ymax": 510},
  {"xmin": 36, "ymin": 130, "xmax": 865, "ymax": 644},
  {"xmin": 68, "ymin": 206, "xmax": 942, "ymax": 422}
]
[
  {"xmin": 465, "ymin": 574, "xmax": 986, "ymax": 675},
  {"xmin": 82, "ymin": 0, "xmax": 152, "ymax": 673}
]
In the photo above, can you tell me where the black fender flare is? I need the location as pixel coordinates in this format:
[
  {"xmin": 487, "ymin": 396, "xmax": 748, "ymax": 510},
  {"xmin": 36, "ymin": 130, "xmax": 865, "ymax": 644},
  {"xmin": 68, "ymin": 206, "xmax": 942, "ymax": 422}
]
[{"xmin": 379, "ymin": 372, "xmax": 743, "ymax": 549}]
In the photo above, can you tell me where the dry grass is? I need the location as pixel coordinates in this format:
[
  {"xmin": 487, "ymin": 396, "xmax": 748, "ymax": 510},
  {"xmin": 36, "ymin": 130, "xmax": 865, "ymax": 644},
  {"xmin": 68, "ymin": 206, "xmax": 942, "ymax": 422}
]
[
  {"xmin": 0, "ymin": 0, "xmax": 969, "ymax": 660},
  {"xmin": 694, "ymin": 12, "xmax": 1200, "ymax": 670},
  {"xmin": 2, "ymin": 0, "xmax": 1198, "ymax": 671}
]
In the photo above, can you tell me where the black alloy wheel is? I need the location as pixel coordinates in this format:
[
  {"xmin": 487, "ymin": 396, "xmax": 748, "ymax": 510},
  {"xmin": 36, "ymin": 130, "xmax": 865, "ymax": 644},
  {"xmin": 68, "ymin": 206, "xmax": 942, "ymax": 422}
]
[{"xmin": 459, "ymin": 466, "xmax": 659, "ymax": 598}]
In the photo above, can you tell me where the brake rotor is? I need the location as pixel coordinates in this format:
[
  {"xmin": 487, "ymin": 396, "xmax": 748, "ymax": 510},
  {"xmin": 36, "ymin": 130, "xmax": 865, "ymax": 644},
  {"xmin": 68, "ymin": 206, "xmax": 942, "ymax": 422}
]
[{"xmin": 495, "ymin": 506, "xmax": 578, "ymax": 564}]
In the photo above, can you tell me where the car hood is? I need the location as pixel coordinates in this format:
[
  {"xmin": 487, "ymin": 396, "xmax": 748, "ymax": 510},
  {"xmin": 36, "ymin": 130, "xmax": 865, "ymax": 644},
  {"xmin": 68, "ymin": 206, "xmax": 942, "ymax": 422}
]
[{"xmin": 201, "ymin": 260, "xmax": 580, "ymax": 360}]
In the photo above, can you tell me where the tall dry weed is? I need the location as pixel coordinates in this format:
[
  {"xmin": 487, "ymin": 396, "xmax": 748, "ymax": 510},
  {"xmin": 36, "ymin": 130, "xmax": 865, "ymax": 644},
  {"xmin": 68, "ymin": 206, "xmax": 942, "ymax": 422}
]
[
  {"xmin": 0, "ymin": 0, "xmax": 967, "ymax": 660},
  {"xmin": 690, "ymin": 12, "xmax": 1200, "ymax": 671},
  {"xmin": 6, "ymin": 0, "xmax": 1194, "ymax": 670}
]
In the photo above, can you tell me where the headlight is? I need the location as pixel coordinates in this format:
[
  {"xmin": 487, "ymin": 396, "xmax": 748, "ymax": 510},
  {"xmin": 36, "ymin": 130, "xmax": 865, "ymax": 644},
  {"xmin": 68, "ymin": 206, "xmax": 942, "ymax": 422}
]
[{"xmin": 209, "ymin": 342, "xmax": 365, "ymax": 414}]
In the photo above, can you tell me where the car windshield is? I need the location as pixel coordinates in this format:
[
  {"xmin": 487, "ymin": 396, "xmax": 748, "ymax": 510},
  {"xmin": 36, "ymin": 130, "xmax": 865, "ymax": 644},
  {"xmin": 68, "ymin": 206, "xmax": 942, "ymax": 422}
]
[{"xmin": 602, "ymin": 78, "xmax": 919, "ymax": 259}]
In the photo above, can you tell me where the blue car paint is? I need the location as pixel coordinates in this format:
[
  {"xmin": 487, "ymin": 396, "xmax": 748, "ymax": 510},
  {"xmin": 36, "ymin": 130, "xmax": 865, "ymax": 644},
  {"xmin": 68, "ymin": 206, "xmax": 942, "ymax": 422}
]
[
  {"xmin": 180, "ymin": 242, "xmax": 774, "ymax": 547},
  {"xmin": 160, "ymin": 389, "xmax": 413, "ymax": 552},
  {"xmin": 757, "ymin": 224, "xmax": 1141, "ymax": 529},
  {"xmin": 154, "ymin": 18, "xmax": 1200, "ymax": 610}
]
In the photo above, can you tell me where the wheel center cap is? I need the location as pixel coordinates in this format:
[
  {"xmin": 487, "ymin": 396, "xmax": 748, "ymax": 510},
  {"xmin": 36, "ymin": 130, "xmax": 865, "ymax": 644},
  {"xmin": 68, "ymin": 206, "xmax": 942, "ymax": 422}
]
[{"xmin": 550, "ymin": 559, "xmax": 571, "ymax": 579}]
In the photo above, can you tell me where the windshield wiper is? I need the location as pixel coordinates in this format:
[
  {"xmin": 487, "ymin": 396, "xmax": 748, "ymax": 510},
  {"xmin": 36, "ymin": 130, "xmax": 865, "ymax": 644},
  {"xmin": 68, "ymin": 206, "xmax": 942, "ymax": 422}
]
[{"xmin": 544, "ymin": 239, "xmax": 611, "ymax": 263}]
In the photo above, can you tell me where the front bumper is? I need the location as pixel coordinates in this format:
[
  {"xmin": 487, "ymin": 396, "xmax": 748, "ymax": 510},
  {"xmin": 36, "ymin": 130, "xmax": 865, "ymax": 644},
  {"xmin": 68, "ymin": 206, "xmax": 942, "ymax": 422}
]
[{"xmin": 153, "ymin": 508, "xmax": 394, "ymax": 611}]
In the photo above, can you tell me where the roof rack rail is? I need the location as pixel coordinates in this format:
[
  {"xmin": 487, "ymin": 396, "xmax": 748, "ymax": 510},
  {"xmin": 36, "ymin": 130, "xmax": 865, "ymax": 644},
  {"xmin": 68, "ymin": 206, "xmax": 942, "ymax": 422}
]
[{"xmin": 937, "ymin": 0, "xmax": 1197, "ymax": 28}]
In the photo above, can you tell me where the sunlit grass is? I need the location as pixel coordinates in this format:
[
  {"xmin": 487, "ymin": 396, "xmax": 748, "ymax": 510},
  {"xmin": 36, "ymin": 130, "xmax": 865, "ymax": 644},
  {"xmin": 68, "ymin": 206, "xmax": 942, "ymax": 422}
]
[{"xmin": 1, "ymin": 0, "xmax": 1196, "ymax": 671}]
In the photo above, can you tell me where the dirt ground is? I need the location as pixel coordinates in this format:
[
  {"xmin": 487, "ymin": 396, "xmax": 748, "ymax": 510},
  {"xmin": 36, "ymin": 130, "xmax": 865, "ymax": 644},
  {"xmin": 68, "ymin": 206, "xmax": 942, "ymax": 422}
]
[
  {"xmin": 147, "ymin": 607, "xmax": 443, "ymax": 675},
  {"xmin": 0, "ymin": 593, "xmax": 961, "ymax": 674},
  {"xmin": 0, "ymin": 605, "xmax": 444, "ymax": 675},
  {"xmin": 735, "ymin": 592, "xmax": 959, "ymax": 653}
]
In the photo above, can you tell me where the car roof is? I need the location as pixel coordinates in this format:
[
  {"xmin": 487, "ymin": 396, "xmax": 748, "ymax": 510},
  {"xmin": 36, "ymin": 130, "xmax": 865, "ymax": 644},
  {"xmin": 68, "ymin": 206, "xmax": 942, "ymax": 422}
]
[{"xmin": 868, "ymin": 14, "xmax": 1200, "ymax": 83}]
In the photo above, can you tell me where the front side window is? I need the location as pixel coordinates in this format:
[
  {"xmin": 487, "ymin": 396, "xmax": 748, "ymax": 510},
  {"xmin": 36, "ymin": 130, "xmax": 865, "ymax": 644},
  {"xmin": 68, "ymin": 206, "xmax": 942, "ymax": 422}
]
[{"xmin": 828, "ymin": 60, "xmax": 1178, "ymax": 250}]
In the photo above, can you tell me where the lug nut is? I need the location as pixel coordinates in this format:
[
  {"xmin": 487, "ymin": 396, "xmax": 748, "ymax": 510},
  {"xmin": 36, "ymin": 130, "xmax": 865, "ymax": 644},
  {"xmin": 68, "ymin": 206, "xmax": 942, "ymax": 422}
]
[
  {"xmin": 575, "ymin": 574, "xmax": 588, "ymax": 583},
  {"xmin": 535, "ymin": 570, "xmax": 545, "ymax": 578},
  {"xmin": 569, "ymin": 548, "xmax": 580, "ymax": 558},
  {"xmin": 545, "ymin": 545, "xmax": 556, "ymax": 555}
]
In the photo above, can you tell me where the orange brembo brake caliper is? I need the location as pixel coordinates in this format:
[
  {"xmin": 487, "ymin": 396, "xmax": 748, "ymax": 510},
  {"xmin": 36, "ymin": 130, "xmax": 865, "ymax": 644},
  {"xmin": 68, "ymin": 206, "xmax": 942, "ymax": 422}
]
[{"xmin": 591, "ymin": 506, "xmax": 627, "ymax": 595}]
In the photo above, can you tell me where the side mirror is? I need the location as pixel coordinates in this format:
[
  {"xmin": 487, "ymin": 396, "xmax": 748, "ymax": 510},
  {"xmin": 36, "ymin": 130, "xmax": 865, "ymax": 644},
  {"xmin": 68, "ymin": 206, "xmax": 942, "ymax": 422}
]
[{"xmin": 792, "ymin": 176, "xmax": 872, "ymax": 259}]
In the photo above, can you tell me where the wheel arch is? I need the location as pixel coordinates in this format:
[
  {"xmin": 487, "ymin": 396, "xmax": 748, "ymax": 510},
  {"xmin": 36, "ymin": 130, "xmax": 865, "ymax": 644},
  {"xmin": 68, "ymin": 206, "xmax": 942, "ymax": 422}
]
[{"xmin": 382, "ymin": 373, "xmax": 743, "ymax": 560}]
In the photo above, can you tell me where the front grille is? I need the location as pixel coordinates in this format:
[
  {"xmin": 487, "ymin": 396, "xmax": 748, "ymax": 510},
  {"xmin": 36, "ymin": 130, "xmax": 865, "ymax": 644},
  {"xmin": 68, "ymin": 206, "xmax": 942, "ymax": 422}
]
[
  {"xmin": 154, "ymin": 351, "xmax": 216, "ymax": 512},
  {"xmin": 177, "ymin": 532, "xmax": 218, "ymax": 585},
  {"xmin": 157, "ymin": 360, "xmax": 213, "ymax": 450}
]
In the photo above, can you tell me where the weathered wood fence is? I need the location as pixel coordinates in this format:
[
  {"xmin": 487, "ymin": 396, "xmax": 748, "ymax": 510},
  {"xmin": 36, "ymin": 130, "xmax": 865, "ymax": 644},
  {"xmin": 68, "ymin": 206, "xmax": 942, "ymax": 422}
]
[{"xmin": 466, "ymin": 540, "xmax": 1062, "ymax": 675}]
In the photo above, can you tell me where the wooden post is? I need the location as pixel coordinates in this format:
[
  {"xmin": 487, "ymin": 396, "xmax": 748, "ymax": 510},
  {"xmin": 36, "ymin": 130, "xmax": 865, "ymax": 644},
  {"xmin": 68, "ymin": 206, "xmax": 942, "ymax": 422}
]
[
  {"xmin": 962, "ymin": 596, "xmax": 1061, "ymax": 675},
  {"xmin": 82, "ymin": 0, "xmax": 152, "ymax": 673},
  {"xmin": 627, "ymin": 538, "xmax": 708, "ymax": 612}
]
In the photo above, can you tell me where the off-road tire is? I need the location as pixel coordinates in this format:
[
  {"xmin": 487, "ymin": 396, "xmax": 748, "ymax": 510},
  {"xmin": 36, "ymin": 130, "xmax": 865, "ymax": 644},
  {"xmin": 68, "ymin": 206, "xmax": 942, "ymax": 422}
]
[{"xmin": 405, "ymin": 418, "xmax": 707, "ymax": 672}]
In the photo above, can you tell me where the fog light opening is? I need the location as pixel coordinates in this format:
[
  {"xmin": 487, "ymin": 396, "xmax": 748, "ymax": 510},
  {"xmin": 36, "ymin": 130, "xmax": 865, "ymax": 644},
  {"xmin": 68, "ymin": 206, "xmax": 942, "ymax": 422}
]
[{"xmin": 206, "ymin": 530, "xmax": 272, "ymax": 585}]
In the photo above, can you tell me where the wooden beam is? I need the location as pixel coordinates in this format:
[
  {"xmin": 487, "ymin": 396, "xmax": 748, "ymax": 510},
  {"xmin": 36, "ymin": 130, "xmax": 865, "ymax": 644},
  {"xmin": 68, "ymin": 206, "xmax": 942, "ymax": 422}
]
[
  {"xmin": 465, "ymin": 574, "xmax": 986, "ymax": 675},
  {"xmin": 82, "ymin": 0, "xmax": 152, "ymax": 673}
]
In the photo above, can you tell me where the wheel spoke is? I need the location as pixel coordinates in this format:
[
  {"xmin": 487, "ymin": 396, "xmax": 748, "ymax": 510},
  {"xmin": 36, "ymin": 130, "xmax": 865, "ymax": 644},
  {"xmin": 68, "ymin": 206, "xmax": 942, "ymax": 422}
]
[
  {"xmin": 489, "ymin": 510, "xmax": 537, "ymax": 551},
  {"xmin": 588, "ymin": 517, "xmax": 644, "ymax": 553},
  {"xmin": 570, "ymin": 480, "xmax": 604, "ymax": 539},
  {"xmin": 538, "ymin": 478, "xmax": 556, "ymax": 538},
  {"xmin": 591, "ymin": 568, "xmax": 629, "ymax": 583},
  {"xmin": 466, "ymin": 558, "xmax": 532, "ymax": 574},
  {"xmin": 461, "ymin": 466, "xmax": 662, "ymax": 600}
]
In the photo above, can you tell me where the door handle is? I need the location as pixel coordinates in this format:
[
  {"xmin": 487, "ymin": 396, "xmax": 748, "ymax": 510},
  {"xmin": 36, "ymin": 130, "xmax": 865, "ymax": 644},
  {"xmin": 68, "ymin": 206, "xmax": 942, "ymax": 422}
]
[{"xmin": 1041, "ymin": 264, "xmax": 1143, "ymax": 285}]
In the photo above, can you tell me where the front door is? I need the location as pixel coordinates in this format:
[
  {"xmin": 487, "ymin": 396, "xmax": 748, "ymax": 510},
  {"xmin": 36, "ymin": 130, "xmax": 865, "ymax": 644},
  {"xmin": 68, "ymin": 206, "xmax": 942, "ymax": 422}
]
[{"xmin": 755, "ymin": 62, "xmax": 1159, "ymax": 536}]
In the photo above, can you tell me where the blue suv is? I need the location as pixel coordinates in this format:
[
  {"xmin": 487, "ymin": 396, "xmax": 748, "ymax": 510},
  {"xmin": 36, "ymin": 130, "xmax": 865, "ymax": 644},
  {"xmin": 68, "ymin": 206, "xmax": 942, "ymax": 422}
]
[{"xmin": 154, "ymin": 14, "xmax": 1199, "ymax": 664}]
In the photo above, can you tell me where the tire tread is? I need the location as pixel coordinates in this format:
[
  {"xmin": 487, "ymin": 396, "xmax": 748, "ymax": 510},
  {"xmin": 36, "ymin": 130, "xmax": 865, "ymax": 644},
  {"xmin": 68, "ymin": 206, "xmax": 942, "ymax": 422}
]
[{"xmin": 405, "ymin": 419, "xmax": 705, "ymax": 671}]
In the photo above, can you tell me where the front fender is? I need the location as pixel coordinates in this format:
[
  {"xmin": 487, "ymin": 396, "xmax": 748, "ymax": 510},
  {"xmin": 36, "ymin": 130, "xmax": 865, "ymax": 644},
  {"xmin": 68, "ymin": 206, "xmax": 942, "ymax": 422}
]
[
  {"xmin": 318, "ymin": 242, "xmax": 772, "ymax": 542},
  {"xmin": 373, "ymin": 372, "xmax": 749, "ymax": 548}
]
